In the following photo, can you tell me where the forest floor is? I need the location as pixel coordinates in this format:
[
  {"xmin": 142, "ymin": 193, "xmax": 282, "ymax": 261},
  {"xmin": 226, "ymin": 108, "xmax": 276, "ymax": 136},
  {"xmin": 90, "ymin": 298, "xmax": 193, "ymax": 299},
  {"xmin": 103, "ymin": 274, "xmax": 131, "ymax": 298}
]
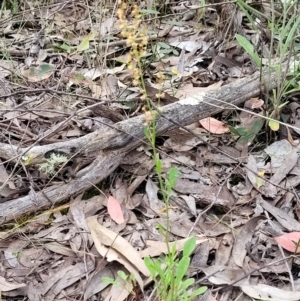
[{"xmin": 0, "ymin": 0, "xmax": 300, "ymax": 300}]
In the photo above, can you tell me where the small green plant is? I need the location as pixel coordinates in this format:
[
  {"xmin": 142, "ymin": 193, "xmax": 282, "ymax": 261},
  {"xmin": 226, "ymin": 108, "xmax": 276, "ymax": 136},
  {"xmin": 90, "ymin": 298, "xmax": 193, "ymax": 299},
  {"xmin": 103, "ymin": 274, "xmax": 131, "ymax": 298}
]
[
  {"xmin": 3, "ymin": 0, "xmax": 19, "ymax": 13},
  {"xmin": 115, "ymin": 2, "xmax": 206, "ymax": 301},
  {"xmin": 235, "ymin": 0, "xmax": 300, "ymax": 140},
  {"xmin": 144, "ymin": 119, "xmax": 207, "ymax": 301},
  {"xmin": 235, "ymin": 34, "xmax": 261, "ymax": 68},
  {"xmin": 280, "ymin": 62, "xmax": 300, "ymax": 97},
  {"xmin": 151, "ymin": 42, "xmax": 179, "ymax": 61},
  {"xmin": 144, "ymin": 237, "xmax": 207, "ymax": 301},
  {"xmin": 235, "ymin": 0, "xmax": 300, "ymax": 138},
  {"xmin": 229, "ymin": 119, "xmax": 264, "ymax": 144},
  {"xmin": 38, "ymin": 153, "xmax": 68, "ymax": 175},
  {"xmin": 103, "ymin": 270, "xmax": 136, "ymax": 295}
]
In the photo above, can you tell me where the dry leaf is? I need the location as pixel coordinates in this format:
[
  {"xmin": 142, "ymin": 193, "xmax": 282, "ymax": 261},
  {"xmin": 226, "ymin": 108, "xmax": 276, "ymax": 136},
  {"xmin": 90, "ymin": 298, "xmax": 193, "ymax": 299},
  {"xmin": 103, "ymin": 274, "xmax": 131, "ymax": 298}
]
[
  {"xmin": 139, "ymin": 237, "xmax": 207, "ymax": 258},
  {"xmin": 86, "ymin": 216, "xmax": 149, "ymax": 277},
  {"xmin": 246, "ymin": 155, "xmax": 260, "ymax": 191},
  {"xmin": 104, "ymin": 278, "xmax": 132, "ymax": 301},
  {"xmin": 275, "ymin": 232, "xmax": 300, "ymax": 253},
  {"xmin": 257, "ymin": 196, "xmax": 300, "ymax": 231},
  {"xmin": 201, "ymin": 265, "xmax": 248, "ymax": 286},
  {"xmin": 107, "ymin": 196, "xmax": 125, "ymax": 224},
  {"xmin": 0, "ymin": 276, "xmax": 26, "ymax": 292},
  {"xmin": 241, "ymin": 284, "xmax": 300, "ymax": 301},
  {"xmin": 232, "ymin": 216, "xmax": 265, "ymax": 267},
  {"xmin": 178, "ymin": 81, "xmax": 223, "ymax": 100},
  {"xmin": 87, "ymin": 216, "xmax": 146, "ymax": 290},
  {"xmin": 244, "ymin": 97, "xmax": 264, "ymax": 109},
  {"xmin": 84, "ymin": 267, "xmax": 113, "ymax": 300},
  {"xmin": 199, "ymin": 117, "xmax": 229, "ymax": 134}
]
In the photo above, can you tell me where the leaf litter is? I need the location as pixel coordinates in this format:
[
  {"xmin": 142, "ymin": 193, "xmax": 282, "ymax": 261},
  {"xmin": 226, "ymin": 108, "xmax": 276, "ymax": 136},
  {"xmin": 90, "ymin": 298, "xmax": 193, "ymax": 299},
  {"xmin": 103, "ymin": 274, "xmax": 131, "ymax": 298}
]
[{"xmin": 0, "ymin": 0, "xmax": 300, "ymax": 300}]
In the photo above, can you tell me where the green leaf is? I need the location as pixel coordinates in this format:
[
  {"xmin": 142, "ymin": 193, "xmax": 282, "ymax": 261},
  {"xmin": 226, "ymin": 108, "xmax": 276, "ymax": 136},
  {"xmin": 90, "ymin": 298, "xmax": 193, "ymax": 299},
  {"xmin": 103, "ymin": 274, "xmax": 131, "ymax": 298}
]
[
  {"xmin": 228, "ymin": 126, "xmax": 242, "ymax": 136},
  {"xmin": 59, "ymin": 43, "xmax": 71, "ymax": 53},
  {"xmin": 252, "ymin": 119, "xmax": 264, "ymax": 133},
  {"xmin": 117, "ymin": 270, "xmax": 128, "ymax": 281},
  {"xmin": 144, "ymin": 257, "xmax": 156, "ymax": 275},
  {"xmin": 157, "ymin": 223, "xmax": 165, "ymax": 234},
  {"xmin": 156, "ymin": 157, "xmax": 162, "ymax": 174},
  {"xmin": 179, "ymin": 290, "xmax": 189, "ymax": 301},
  {"xmin": 172, "ymin": 49, "xmax": 179, "ymax": 55},
  {"xmin": 187, "ymin": 286, "xmax": 208, "ymax": 300},
  {"xmin": 171, "ymin": 242, "xmax": 177, "ymax": 257},
  {"xmin": 238, "ymin": 132, "xmax": 255, "ymax": 143},
  {"xmin": 77, "ymin": 32, "xmax": 92, "ymax": 52},
  {"xmin": 278, "ymin": 101, "xmax": 289, "ymax": 109},
  {"xmin": 145, "ymin": 257, "xmax": 165, "ymax": 282},
  {"xmin": 235, "ymin": 34, "xmax": 261, "ymax": 67},
  {"xmin": 160, "ymin": 48, "xmax": 174, "ymax": 54},
  {"xmin": 168, "ymin": 167, "xmax": 178, "ymax": 188},
  {"xmin": 143, "ymin": 126, "xmax": 151, "ymax": 140},
  {"xmin": 180, "ymin": 278, "xmax": 194, "ymax": 290},
  {"xmin": 153, "ymin": 261, "xmax": 167, "ymax": 284},
  {"xmin": 129, "ymin": 273, "xmax": 135, "ymax": 281},
  {"xmin": 183, "ymin": 237, "xmax": 196, "ymax": 257},
  {"xmin": 38, "ymin": 64, "xmax": 54, "ymax": 77},
  {"xmin": 102, "ymin": 277, "xmax": 115, "ymax": 285},
  {"xmin": 157, "ymin": 42, "xmax": 171, "ymax": 49},
  {"xmin": 164, "ymin": 269, "xmax": 173, "ymax": 286},
  {"xmin": 235, "ymin": 127, "xmax": 249, "ymax": 136},
  {"xmin": 175, "ymin": 257, "xmax": 190, "ymax": 286}
]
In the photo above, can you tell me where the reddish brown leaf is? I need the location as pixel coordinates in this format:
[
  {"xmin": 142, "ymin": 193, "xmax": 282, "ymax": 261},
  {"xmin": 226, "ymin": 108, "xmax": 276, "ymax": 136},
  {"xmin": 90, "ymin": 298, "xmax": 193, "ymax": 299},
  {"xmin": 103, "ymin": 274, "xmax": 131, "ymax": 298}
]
[
  {"xmin": 107, "ymin": 196, "xmax": 125, "ymax": 224},
  {"xmin": 275, "ymin": 232, "xmax": 300, "ymax": 253},
  {"xmin": 199, "ymin": 117, "xmax": 229, "ymax": 134}
]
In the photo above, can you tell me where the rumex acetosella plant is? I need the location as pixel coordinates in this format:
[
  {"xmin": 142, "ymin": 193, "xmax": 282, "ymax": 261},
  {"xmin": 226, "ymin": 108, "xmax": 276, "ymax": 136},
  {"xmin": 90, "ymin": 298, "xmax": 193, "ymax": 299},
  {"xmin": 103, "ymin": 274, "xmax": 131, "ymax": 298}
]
[
  {"xmin": 115, "ymin": 1, "xmax": 208, "ymax": 301},
  {"xmin": 117, "ymin": 0, "xmax": 165, "ymax": 105},
  {"xmin": 117, "ymin": 1, "xmax": 148, "ymax": 91}
]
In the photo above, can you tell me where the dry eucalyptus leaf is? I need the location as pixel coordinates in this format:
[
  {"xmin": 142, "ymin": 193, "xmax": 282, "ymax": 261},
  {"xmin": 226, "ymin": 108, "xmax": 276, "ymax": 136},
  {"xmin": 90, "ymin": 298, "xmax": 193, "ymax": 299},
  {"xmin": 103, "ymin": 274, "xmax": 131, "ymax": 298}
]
[
  {"xmin": 103, "ymin": 276, "xmax": 132, "ymax": 301},
  {"xmin": 139, "ymin": 237, "xmax": 206, "ymax": 258},
  {"xmin": 232, "ymin": 216, "xmax": 265, "ymax": 268},
  {"xmin": 257, "ymin": 196, "xmax": 300, "ymax": 232},
  {"xmin": 241, "ymin": 284, "xmax": 300, "ymax": 301},
  {"xmin": 261, "ymin": 149, "xmax": 298, "ymax": 198},
  {"xmin": 199, "ymin": 117, "xmax": 229, "ymax": 134},
  {"xmin": 86, "ymin": 216, "xmax": 149, "ymax": 277},
  {"xmin": 0, "ymin": 276, "xmax": 26, "ymax": 292},
  {"xmin": 84, "ymin": 267, "xmax": 113, "ymax": 300},
  {"xmin": 201, "ymin": 265, "xmax": 248, "ymax": 286}
]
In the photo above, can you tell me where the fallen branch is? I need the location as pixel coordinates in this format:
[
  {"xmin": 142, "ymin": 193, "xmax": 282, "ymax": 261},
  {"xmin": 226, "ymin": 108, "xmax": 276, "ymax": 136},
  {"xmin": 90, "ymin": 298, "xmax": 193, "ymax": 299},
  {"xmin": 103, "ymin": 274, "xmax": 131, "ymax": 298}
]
[{"xmin": 0, "ymin": 66, "xmax": 284, "ymax": 224}]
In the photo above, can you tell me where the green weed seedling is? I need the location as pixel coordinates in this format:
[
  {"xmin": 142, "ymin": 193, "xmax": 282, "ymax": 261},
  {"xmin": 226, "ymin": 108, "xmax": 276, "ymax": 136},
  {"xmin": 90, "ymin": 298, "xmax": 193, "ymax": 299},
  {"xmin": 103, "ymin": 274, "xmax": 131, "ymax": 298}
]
[
  {"xmin": 236, "ymin": 0, "xmax": 300, "ymax": 135},
  {"xmin": 102, "ymin": 270, "xmax": 136, "ymax": 295},
  {"xmin": 235, "ymin": 34, "xmax": 261, "ymax": 68},
  {"xmin": 229, "ymin": 119, "xmax": 264, "ymax": 144},
  {"xmin": 116, "ymin": 2, "xmax": 206, "ymax": 300},
  {"xmin": 151, "ymin": 42, "xmax": 179, "ymax": 61},
  {"xmin": 144, "ymin": 237, "xmax": 207, "ymax": 301}
]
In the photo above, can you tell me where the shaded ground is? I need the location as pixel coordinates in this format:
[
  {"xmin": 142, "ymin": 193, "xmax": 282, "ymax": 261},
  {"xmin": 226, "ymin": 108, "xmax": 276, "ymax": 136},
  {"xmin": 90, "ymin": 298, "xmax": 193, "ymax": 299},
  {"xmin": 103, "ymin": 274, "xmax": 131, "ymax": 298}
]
[{"xmin": 1, "ymin": 0, "xmax": 300, "ymax": 300}]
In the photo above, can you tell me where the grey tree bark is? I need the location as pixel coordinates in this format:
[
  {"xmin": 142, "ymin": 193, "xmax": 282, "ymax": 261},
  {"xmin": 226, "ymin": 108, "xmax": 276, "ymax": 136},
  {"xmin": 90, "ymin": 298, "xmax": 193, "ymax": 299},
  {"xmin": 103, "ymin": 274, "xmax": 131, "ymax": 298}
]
[{"xmin": 0, "ymin": 66, "xmax": 284, "ymax": 224}]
